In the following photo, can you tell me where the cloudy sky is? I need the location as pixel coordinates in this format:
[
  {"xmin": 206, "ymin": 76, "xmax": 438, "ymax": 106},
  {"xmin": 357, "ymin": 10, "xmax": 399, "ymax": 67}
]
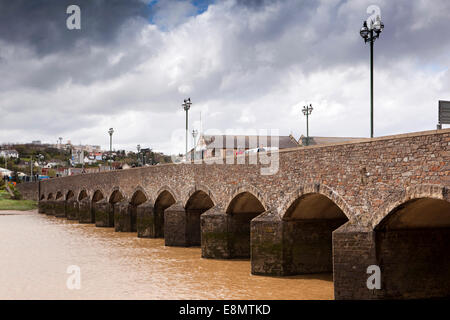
[{"xmin": 0, "ymin": 0, "xmax": 449, "ymax": 154}]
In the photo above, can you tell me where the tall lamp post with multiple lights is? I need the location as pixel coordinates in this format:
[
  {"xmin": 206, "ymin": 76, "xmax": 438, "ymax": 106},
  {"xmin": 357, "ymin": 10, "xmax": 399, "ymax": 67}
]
[
  {"xmin": 108, "ymin": 128, "xmax": 114, "ymax": 171},
  {"xmin": 360, "ymin": 15, "xmax": 384, "ymax": 138},
  {"xmin": 182, "ymin": 98, "xmax": 192, "ymax": 161},
  {"xmin": 302, "ymin": 104, "xmax": 313, "ymax": 146}
]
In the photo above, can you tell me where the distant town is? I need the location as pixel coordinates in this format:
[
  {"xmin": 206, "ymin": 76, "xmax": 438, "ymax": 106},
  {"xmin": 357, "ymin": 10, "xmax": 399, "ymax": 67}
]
[
  {"xmin": 0, "ymin": 134, "xmax": 363, "ymax": 182},
  {"xmin": 0, "ymin": 139, "xmax": 173, "ymax": 181}
]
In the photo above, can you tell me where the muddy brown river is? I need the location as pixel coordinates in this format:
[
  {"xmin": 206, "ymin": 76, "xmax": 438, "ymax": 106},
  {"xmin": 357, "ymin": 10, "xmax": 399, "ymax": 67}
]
[{"xmin": 0, "ymin": 210, "xmax": 333, "ymax": 299}]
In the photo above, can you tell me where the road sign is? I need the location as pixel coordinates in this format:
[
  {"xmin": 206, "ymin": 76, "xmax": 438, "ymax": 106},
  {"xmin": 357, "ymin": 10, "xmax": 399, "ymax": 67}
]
[{"xmin": 438, "ymin": 100, "xmax": 450, "ymax": 124}]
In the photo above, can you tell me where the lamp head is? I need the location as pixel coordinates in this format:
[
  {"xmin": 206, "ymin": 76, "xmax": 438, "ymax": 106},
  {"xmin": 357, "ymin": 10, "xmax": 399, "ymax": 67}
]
[{"xmin": 360, "ymin": 20, "xmax": 369, "ymax": 39}]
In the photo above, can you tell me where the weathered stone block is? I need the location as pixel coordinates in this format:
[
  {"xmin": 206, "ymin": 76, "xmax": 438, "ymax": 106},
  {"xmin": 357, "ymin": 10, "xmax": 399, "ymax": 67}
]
[
  {"xmin": 94, "ymin": 200, "xmax": 113, "ymax": 227},
  {"xmin": 201, "ymin": 206, "xmax": 231, "ymax": 259},
  {"xmin": 251, "ymin": 211, "xmax": 285, "ymax": 276},
  {"xmin": 137, "ymin": 201, "xmax": 156, "ymax": 238}
]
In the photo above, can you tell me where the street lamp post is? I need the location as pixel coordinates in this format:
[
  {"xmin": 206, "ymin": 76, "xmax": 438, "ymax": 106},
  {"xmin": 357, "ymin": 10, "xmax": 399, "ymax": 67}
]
[
  {"xmin": 360, "ymin": 15, "xmax": 384, "ymax": 138},
  {"xmin": 192, "ymin": 129, "xmax": 198, "ymax": 161},
  {"xmin": 37, "ymin": 154, "xmax": 44, "ymax": 180},
  {"xmin": 30, "ymin": 154, "xmax": 33, "ymax": 182},
  {"xmin": 302, "ymin": 104, "xmax": 313, "ymax": 146},
  {"xmin": 137, "ymin": 144, "xmax": 141, "ymax": 167},
  {"xmin": 108, "ymin": 128, "xmax": 114, "ymax": 171},
  {"xmin": 182, "ymin": 98, "xmax": 192, "ymax": 161}
]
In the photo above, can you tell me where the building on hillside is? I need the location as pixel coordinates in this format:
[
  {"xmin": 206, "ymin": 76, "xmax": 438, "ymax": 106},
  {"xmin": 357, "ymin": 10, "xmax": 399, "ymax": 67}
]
[
  {"xmin": 0, "ymin": 149, "xmax": 19, "ymax": 159},
  {"xmin": 0, "ymin": 167, "xmax": 13, "ymax": 178},
  {"xmin": 188, "ymin": 134, "xmax": 300, "ymax": 161},
  {"xmin": 298, "ymin": 135, "xmax": 366, "ymax": 146}
]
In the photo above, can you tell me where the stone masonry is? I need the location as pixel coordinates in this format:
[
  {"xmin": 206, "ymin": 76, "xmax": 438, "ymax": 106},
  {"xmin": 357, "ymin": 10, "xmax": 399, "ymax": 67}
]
[{"xmin": 19, "ymin": 129, "xmax": 450, "ymax": 299}]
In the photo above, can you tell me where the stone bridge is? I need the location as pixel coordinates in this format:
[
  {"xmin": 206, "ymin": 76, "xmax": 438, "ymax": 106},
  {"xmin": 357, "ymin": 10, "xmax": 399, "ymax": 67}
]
[{"xmin": 34, "ymin": 129, "xmax": 450, "ymax": 299}]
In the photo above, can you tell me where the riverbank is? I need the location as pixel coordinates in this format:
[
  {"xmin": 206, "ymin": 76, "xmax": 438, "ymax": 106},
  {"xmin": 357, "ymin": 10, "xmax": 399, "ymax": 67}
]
[{"xmin": 0, "ymin": 189, "xmax": 37, "ymax": 211}]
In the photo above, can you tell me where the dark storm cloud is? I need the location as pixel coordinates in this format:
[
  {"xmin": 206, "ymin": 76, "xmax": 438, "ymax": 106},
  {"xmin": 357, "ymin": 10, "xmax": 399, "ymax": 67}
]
[
  {"xmin": 0, "ymin": 0, "xmax": 151, "ymax": 56},
  {"xmin": 0, "ymin": 0, "xmax": 448, "ymax": 153}
]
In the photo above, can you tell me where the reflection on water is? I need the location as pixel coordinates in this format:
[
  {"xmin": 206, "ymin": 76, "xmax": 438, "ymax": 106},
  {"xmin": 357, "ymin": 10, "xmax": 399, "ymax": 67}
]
[{"xmin": 0, "ymin": 210, "xmax": 333, "ymax": 300}]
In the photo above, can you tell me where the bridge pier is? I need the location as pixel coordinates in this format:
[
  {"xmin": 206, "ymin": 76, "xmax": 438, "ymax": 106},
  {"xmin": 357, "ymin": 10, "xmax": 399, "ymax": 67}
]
[
  {"xmin": 78, "ymin": 198, "xmax": 93, "ymax": 223},
  {"xmin": 54, "ymin": 200, "xmax": 66, "ymax": 218},
  {"xmin": 283, "ymin": 218, "xmax": 347, "ymax": 274},
  {"xmin": 164, "ymin": 202, "xmax": 196, "ymax": 246},
  {"xmin": 45, "ymin": 200, "xmax": 56, "ymax": 216},
  {"xmin": 38, "ymin": 201, "xmax": 46, "ymax": 213},
  {"xmin": 250, "ymin": 211, "xmax": 285, "ymax": 275},
  {"xmin": 251, "ymin": 211, "xmax": 348, "ymax": 276},
  {"xmin": 332, "ymin": 223, "xmax": 385, "ymax": 300},
  {"xmin": 333, "ymin": 222, "xmax": 450, "ymax": 300},
  {"xmin": 66, "ymin": 200, "xmax": 79, "ymax": 220},
  {"xmin": 137, "ymin": 201, "xmax": 161, "ymax": 238},
  {"xmin": 201, "ymin": 206, "xmax": 262, "ymax": 259},
  {"xmin": 94, "ymin": 199, "xmax": 113, "ymax": 227},
  {"xmin": 114, "ymin": 201, "xmax": 136, "ymax": 232},
  {"xmin": 201, "ymin": 207, "xmax": 231, "ymax": 258}
]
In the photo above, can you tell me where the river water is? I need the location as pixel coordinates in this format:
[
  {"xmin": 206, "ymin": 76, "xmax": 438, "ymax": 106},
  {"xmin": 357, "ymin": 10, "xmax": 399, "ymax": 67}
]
[{"xmin": 0, "ymin": 210, "xmax": 333, "ymax": 300}]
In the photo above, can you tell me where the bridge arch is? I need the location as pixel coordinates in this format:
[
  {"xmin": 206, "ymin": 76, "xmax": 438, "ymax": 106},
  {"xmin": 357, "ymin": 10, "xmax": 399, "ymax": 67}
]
[
  {"xmin": 154, "ymin": 189, "xmax": 177, "ymax": 238},
  {"xmin": 92, "ymin": 190, "xmax": 105, "ymax": 203},
  {"xmin": 280, "ymin": 184, "xmax": 349, "ymax": 274},
  {"xmin": 225, "ymin": 184, "xmax": 268, "ymax": 213},
  {"xmin": 40, "ymin": 194, "xmax": 45, "ymax": 201},
  {"xmin": 155, "ymin": 185, "xmax": 179, "ymax": 204},
  {"xmin": 78, "ymin": 190, "xmax": 88, "ymax": 201},
  {"xmin": 55, "ymin": 191, "xmax": 63, "ymax": 200},
  {"xmin": 372, "ymin": 184, "xmax": 449, "ymax": 229},
  {"xmin": 225, "ymin": 187, "xmax": 267, "ymax": 258},
  {"xmin": 108, "ymin": 188, "xmax": 125, "ymax": 204},
  {"xmin": 125, "ymin": 187, "xmax": 149, "ymax": 233},
  {"xmin": 66, "ymin": 190, "xmax": 75, "ymax": 201},
  {"xmin": 372, "ymin": 185, "xmax": 450, "ymax": 299},
  {"xmin": 279, "ymin": 184, "xmax": 352, "ymax": 220},
  {"xmin": 183, "ymin": 185, "xmax": 216, "ymax": 209},
  {"xmin": 47, "ymin": 193, "xmax": 53, "ymax": 200},
  {"xmin": 183, "ymin": 187, "xmax": 215, "ymax": 246},
  {"xmin": 130, "ymin": 186, "xmax": 149, "ymax": 205}
]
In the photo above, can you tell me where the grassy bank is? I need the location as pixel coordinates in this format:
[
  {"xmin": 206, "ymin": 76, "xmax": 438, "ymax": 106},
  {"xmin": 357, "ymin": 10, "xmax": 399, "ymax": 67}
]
[{"xmin": 0, "ymin": 190, "xmax": 37, "ymax": 211}]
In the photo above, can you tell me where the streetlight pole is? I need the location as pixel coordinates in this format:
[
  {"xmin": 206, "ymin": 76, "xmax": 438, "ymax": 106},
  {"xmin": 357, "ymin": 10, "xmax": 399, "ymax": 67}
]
[
  {"xmin": 30, "ymin": 154, "xmax": 33, "ymax": 182},
  {"xmin": 192, "ymin": 129, "xmax": 198, "ymax": 161},
  {"xmin": 108, "ymin": 128, "xmax": 114, "ymax": 171},
  {"xmin": 302, "ymin": 104, "xmax": 313, "ymax": 146},
  {"xmin": 137, "ymin": 144, "xmax": 141, "ymax": 167},
  {"xmin": 182, "ymin": 98, "xmax": 192, "ymax": 161},
  {"xmin": 360, "ymin": 15, "xmax": 384, "ymax": 138}
]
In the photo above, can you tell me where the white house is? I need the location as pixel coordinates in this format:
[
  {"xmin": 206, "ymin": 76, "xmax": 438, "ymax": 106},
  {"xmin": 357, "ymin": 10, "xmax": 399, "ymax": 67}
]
[{"xmin": 0, "ymin": 149, "xmax": 19, "ymax": 159}]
